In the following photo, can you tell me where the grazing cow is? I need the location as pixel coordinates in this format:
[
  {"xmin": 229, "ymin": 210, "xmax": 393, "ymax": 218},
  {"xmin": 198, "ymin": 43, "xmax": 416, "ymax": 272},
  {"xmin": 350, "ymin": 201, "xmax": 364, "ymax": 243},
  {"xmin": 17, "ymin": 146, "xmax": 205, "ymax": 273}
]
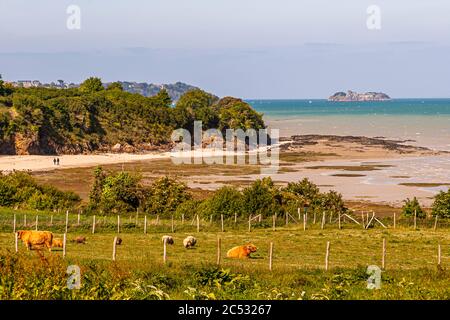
[
  {"xmin": 52, "ymin": 238, "xmax": 64, "ymax": 248},
  {"xmin": 115, "ymin": 237, "xmax": 122, "ymax": 245},
  {"xmin": 17, "ymin": 230, "xmax": 53, "ymax": 251},
  {"xmin": 226, "ymin": 243, "xmax": 257, "ymax": 259},
  {"xmin": 72, "ymin": 236, "xmax": 86, "ymax": 244},
  {"xmin": 183, "ymin": 236, "xmax": 197, "ymax": 249},
  {"xmin": 162, "ymin": 235, "xmax": 174, "ymax": 245}
]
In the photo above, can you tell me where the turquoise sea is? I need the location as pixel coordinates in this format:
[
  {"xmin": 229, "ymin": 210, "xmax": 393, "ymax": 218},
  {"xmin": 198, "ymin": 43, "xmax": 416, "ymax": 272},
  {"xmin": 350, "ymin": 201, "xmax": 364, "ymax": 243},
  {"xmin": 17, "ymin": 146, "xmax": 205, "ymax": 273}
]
[{"xmin": 247, "ymin": 99, "xmax": 450, "ymax": 150}]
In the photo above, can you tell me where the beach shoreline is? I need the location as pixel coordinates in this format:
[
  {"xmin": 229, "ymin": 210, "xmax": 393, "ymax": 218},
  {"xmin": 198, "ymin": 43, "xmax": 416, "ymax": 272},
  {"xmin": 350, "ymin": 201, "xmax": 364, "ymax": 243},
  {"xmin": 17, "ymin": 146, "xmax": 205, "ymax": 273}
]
[{"xmin": 1, "ymin": 134, "xmax": 448, "ymax": 208}]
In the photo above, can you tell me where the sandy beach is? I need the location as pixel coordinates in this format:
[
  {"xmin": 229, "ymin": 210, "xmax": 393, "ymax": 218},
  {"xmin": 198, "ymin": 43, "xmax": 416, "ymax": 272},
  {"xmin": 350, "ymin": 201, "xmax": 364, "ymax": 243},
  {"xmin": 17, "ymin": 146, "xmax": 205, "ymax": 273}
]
[{"xmin": 1, "ymin": 135, "xmax": 447, "ymax": 207}]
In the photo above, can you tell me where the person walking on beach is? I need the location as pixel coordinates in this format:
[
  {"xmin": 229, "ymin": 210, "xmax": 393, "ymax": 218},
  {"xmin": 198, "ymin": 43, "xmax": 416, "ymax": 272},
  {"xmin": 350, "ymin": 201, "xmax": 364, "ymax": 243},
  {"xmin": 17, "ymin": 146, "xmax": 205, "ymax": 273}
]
[
  {"xmin": 53, "ymin": 158, "xmax": 56, "ymax": 165},
  {"xmin": 56, "ymin": 158, "xmax": 60, "ymax": 166}
]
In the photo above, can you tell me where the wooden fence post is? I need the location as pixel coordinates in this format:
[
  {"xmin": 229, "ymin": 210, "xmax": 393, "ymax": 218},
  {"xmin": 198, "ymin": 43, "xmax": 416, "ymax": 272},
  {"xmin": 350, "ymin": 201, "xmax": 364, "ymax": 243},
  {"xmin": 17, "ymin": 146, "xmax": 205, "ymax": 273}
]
[
  {"xmin": 92, "ymin": 215, "xmax": 96, "ymax": 234},
  {"xmin": 13, "ymin": 214, "xmax": 16, "ymax": 233},
  {"xmin": 325, "ymin": 241, "xmax": 330, "ymax": 271},
  {"xmin": 438, "ymin": 244, "xmax": 442, "ymax": 266},
  {"xmin": 156, "ymin": 215, "xmax": 160, "ymax": 225},
  {"xmin": 217, "ymin": 238, "xmax": 222, "ymax": 265},
  {"xmin": 144, "ymin": 215, "xmax": 147, "ymax": 234},
  {"xmin": 163, "ymin": 238, "xmax": 167, "ymax": 264},
  {"xmin": 382, "ymin": 238, "xmax": 386, "ymax": 269},
  {"xmin": 182, "ymin": 214, "xmax": 185, "ymax": 224},
  {"xmin": 272, "ymin": 214, "xmax": 276, "ymax": 231},
  {"xmin": 338, "ymin": 213, "xmax": 341, "ymax": 230},
  {"xmin": 361, "ymin": 212, "xmax": 365, "ymax": 229},
  {"xmin": 298, "ymin": 207, "xmax": 301, "ymax": 220},
  {"xmin": 303, "ymin": 212, "xmax": 306, "ymax": 231},
  {"xmin": 117, "ymin": 215, "xmax": 120, "ymax": 234},
  {"xmin": 393, "ymin": 212, "xmax": 396, "ymax": 229},
  {"xmin": 112, "ymin": 236, "xmax": 117, "ymax": 261},
  {"xmin": 196, "ymin": 214, "xmax": 200, "ymax": 232},
  {"xmin": 63, "ymin": 233, "xmax": 67, "ymax": 258},
  {"xmin": 15, "ymin": 232, "xmax": 18, "ymax": 253},
  {"xmin": 50, "ymin": 215, "xmax": 53, "ymax": 226},
  {"xmin": 248, "ymin": 215, "xmax": 252, "ymax": 232},
  {"xmin": 171, "ymin": 215, "xmax": 175, "ymax": 233},
  {"xmin": 221, "ymin": 214, "xmax": 224, "ymax": 232},
  {"xmin": 77, "ymin": 211, "xmax": 81, "ymax": 225},
  {"xmin": 321, "ymin": 212, "xmax": 325, "ymax": 230},
  {"xmin": 269, "ymin": 242, "xmax": 274, "ymax": 271},
  {"xmin": 35, "ymin": 215, "xmax": 38, "ymax": 231},
  {"xmin": 434, "ymin": 215, "xmax": 438, "ymax": 231},
  {"xmin": 414, "ymin": 209, "xmax": 417, "ymax": 230},
  {"xmin": 234, "ymin": 212, "xmax": 237, "ymax": 224},
  {"xmin": 65, "ymin": 210, "xmax": 69, "ymax": 233},
  {"xmin": 24, "ymin": 214, "xmax": 27, "ymax": 227},
  {"xmin": 210, "ymin": 215, "xmax": 213, "ymax": 225},
  {"xmin": 313, "ymin": 211, "xmax": 316, "ymax": 224}
]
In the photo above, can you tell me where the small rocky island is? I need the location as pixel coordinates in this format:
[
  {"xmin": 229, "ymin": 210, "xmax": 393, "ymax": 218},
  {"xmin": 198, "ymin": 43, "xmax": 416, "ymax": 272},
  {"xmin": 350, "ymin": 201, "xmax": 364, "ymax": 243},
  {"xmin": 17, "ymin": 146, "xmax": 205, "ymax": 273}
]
[{"xmin": 328, "ymin": 90, "xmax": 391, "ymax": 102}]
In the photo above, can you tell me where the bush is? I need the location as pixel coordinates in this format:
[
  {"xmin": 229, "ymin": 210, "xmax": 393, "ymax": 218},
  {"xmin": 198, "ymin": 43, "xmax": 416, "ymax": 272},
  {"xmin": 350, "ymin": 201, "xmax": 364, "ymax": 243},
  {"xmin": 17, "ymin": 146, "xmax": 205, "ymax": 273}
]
[
  {"xmin": 174, "ymin": 199, "xmax": 201, "ymax": 219},
  {"xmin": 241, "ymin": 177, "xmax": 282, "ymax": 217},
  {"xmin": 402, "ymin": 197, "xmax": 425, "ymax": 218},
  {"xmin": 143, "ymin": 176, "xmax": 192, "ymax": 216},
  {"xmin": 198, "ymin": 186, "xmax": 242, "ymax": 220},
  {"xmin": 432, "ymin": 190, "xmax": 450, "ymax": 218},
  {"xmin": 0, "ymin": 171, "xmax": 80, "ymax": 210},
  {"xmin": 88, "ymin": 167, "xmax": 143, "ymax": 213}
]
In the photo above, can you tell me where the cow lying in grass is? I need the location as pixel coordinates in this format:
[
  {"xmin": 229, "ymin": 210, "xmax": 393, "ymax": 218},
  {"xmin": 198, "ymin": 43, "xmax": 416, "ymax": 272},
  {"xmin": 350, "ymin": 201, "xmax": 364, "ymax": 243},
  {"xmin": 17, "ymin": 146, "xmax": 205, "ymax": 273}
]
[
  {"xmin": 226, "ymin": 243, "xmax": 257, "ymax": 259},
  {"xmin": 52, "ymin": 238, "xmax": 64, "ymax": 248},
  {"xmin": 17, "ymin": 230, "xmax": 53, "ymax": 251}
]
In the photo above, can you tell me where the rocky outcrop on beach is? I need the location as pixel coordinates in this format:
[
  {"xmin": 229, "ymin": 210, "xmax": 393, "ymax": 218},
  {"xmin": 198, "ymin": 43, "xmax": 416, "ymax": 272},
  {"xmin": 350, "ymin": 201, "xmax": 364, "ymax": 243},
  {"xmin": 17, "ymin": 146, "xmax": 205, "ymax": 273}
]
[
  {"xmin": 282, "ymin": 134, "xmax": 436, "ymax": 154},
  {"xmin": 328, "ymin": 90, "xmax": 391, "ymax": 102}
]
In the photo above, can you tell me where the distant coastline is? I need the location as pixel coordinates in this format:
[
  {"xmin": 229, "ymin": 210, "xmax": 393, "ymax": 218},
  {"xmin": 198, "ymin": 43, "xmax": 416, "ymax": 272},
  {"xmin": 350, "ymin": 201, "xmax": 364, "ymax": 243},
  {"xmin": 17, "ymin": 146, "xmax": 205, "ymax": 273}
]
[{"xmin": 328, "ymin": 90, "xmax": 391, "ymax": 102}]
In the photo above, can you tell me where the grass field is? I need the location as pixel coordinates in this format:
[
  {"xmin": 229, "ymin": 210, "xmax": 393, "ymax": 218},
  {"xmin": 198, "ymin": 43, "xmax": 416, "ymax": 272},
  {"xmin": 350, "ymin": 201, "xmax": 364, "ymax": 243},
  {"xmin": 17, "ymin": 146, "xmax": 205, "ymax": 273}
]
[{"xmin": 1, "ymin": 207, "xmax": 450, "ymax": 299}]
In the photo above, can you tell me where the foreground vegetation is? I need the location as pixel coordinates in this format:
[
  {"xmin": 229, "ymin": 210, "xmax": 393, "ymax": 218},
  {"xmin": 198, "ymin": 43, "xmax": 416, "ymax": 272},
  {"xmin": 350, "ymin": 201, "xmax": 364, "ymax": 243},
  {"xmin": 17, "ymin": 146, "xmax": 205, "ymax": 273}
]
[{"xmin": 0, "ymin": 209, "xmax": 449, "ymax": 299}]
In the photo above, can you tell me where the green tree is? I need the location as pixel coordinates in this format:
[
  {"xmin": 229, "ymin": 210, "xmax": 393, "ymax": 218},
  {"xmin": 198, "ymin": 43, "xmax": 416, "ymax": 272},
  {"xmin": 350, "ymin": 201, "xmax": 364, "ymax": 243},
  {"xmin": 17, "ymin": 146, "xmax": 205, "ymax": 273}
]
[
  {"xmin": 106, "ymin": 82, "xmax": 124, "ymax": 91},
  {"xmin": 88, "ymin": 167, "xmax": 107, "ymax": 209},
  {"xmin": 79, "ymin": 77, "xmax": 104, "ymax": 94},
  {"xmin": 402, "ymin": 197, "xmax": 425, "ymax": 218},
  {"xmin": 214, "ymin": 97, "xmax": 265, "ymax": 131},
  {"xmin": 174, "ymin": 199, "xmax": 201, "ymax": 219},
  {"xmin": 431, "ymin": 191, "xmax": 450, "ymax": 218},
  {"xmin": 284, "ymin": 178, "xmax": 320, "ymax": 207},
  {"xmin": 241, "ymin": 177, "xmax": 282, "ymax": 217},
  {"xmin": 143, "ymin": 176, "xmax": 192, "ymax": 216},
  {"xmin": 173, "ymin": 89, "xmax": 219, "ymax": 130},
  {"xmin": 97, "ymin": 171, "xmax": 143, "ymax": 213},
  {"xmin": 318, "ymin": 190, "xmax": 347, "ymax": 214},
  {"xmin": 198, "ymin": 186, "xmax": 243, "ymax": 220}
]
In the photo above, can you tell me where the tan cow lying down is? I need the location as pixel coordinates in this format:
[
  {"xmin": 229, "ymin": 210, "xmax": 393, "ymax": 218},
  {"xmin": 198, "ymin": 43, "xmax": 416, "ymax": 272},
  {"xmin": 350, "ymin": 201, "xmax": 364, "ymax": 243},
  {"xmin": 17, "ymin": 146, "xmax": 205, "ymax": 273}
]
[
  {"xmin": 226, "ymin": 243, "xmax": 257, "ymax": 259},
  {"xmin": 17, "ymin": 230, "xmax": 53, "ymax": 251},
  {"xmin": 52, "ymin": 238, "xmax": 64, "ymax": 248}
]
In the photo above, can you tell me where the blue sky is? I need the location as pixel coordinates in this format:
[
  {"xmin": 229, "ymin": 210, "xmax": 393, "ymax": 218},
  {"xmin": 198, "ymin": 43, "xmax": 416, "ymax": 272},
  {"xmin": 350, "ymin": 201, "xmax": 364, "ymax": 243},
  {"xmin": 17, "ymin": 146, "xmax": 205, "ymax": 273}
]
[{"xmin": 1, "ymin": 0, "xmax": 449, "ymax": 98}]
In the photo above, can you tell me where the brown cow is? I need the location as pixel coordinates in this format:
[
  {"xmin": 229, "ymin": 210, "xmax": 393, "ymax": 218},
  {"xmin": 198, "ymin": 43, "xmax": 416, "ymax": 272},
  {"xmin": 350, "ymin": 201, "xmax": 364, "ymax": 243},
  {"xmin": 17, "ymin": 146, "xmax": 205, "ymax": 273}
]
[
  {"xmin": 226, "ymin": 243, "xmax": 257, "ymax": 259},
  {"xmin": 52, "ymin": 238, "xmax": 64, "ymax": 248},
  {"xmin": 17, "ymin": 230, "xmax": 53, "ymax": 251}
]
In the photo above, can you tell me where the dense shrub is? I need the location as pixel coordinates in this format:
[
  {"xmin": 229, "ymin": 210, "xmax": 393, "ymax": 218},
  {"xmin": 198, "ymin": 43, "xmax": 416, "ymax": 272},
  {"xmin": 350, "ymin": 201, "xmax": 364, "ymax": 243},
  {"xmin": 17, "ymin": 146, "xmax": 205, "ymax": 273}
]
[
  {"xmin": 431, "ymin": 190, "xmax": 450, "ymax": 218},
  {"xmin": 402, "ymin": 197, "xmax": 425, "ymax": 218},
  {"xmin": 142, "ymin": 176, "xmax": 192, "ymax": 216},
  {"xmin": 0, "ymin": 171, "xmax": 80, "ymax": 210},
  {"xmin": 198, "ymin": 186, "xmax": 243, "ymax": 219}
]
